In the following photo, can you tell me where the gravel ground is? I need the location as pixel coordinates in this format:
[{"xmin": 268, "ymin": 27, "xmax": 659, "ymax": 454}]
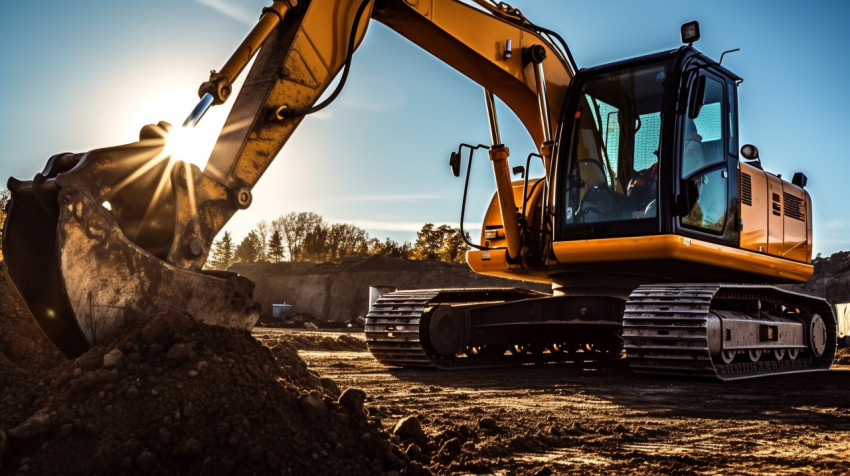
[
  {"xmin": 3, "ymin": 261, "xmax": 849, "ymax": 475},
  {"xmin": 265, "ymin": 329, "xmax": 850, "ymax": 476}
]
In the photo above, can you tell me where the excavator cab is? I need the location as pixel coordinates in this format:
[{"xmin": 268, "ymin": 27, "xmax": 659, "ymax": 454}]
[{"xmin": 556, "ymin": 47, "xmax": 742, "ymax": 248}]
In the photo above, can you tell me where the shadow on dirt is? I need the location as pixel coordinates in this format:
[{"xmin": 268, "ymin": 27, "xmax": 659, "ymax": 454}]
[{"xmin": 387, "ymin": 358, "xmax": 850, "ymax": 431}]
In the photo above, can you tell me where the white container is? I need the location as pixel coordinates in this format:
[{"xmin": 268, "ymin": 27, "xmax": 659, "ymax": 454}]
[
  {"xmin": 368, "ymin": 286, "xmax": 397, "ymax": 313},
  {"xmin": 272, "ymin": 303, "xmax": 293, "ymax": 318}
]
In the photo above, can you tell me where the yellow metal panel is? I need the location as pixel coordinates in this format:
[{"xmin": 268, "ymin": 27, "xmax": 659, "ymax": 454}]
[
  {"xmin": 739, "ymin": 162, "xmax": 768, "ymax": 253},
  {"xmin": 550, "ymin": 235, "xmax": 813, "ymax": 282},
  {"xmin": 781, "ymin": 184, "xmax": 808, "ymax": 263},
  {"xmin": 766, "ymin": 174, "xmax": 784, "ymax": 256},
  {"xmin": 466, "ymin": 248, "xmax": 552, "ymax": 284}
]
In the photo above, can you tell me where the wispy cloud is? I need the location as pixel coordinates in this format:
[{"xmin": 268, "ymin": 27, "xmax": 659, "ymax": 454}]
[
  {"xmin": 330, "ymin": 219, "xmax": 461, "ymax": 232},
  {"xmin": 194, "ymin": 0, "xmax": 256, "ymax": 25}
]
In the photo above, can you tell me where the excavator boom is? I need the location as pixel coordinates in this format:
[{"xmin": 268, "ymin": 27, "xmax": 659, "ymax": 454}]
[{"xmin": 3, "ymin": 0, "xmax": 573, "ymax": 357}]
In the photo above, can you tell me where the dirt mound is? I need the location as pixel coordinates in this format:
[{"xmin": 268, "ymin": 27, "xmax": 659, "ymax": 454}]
[
  {"xmin": 0, "ymin": 269, "xmax": 424, "ymax": 475},
  {"xmin": 0, "ymin": 263, "xmax": 63, "ymax": 390},
  {"xmin": 790, "ymin": 251, "xmax": 850, "ymax": 304},
  {"xmin": 230, "ymin": 257, "xmax": 551, "ymax": 321},
  {"xmin": 256, "ymin": 330, "xmax": 367, "ymax": 352}
]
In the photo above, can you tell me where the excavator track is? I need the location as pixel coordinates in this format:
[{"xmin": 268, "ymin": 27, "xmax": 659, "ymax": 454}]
[
  {"xmin": 364, "ymin": 290, "xmax": 439, "ymax": 368},
  {"xmin": 365, "ymin": 288, "xmax": 621, "ymax": 369},
  {"xmin": 623, "ymin": 283, "xmax": 837, "ymax": 381}
]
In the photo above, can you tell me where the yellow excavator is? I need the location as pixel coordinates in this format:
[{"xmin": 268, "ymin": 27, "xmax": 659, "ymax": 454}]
[{"xmin": 3, "ymin": 0, "xmax": 835, "ymax": 380}]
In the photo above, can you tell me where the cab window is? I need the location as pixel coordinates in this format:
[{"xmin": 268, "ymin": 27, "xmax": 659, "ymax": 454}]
[{"xmin": 681, "ymin": 74, "xmax": 727, "ymax": 232}]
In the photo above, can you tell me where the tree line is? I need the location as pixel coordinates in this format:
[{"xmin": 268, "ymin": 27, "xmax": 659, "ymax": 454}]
[
  {"xmin": 0, "ymin": 198, "xmax": 468, "ymax": 268},
  {"xmin": 206, "ymin": 211, "xmax": 470, "ymax": 270}
]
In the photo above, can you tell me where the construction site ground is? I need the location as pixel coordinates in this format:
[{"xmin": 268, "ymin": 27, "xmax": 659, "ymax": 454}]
[
  {"xmin": 3, "ymin": 256, "xmax": 850, "ymax": 475},
  {"xmin": 257, "ymin": 328, "xmax": 850, "ymax": 475}
]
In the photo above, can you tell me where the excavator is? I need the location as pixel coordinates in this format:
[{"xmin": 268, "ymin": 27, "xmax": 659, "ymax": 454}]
[{"xmin": 3, "ymin": 0, "xmax": 836, "ymax": 381}]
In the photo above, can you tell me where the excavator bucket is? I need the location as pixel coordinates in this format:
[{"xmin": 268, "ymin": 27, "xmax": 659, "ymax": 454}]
[{"xmin": 3, "ymin": 127, "xmax": 259, "ymax": 358}]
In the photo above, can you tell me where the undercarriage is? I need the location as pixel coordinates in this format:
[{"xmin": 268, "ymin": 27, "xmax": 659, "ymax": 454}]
[{"xmin": 365, "ymin": 284, "xmax": 836, "ymax": 380}]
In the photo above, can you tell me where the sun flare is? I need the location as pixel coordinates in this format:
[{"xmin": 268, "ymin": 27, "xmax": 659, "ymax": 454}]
[
  {"xmin": 125, "ymin": 88, "xmax": 231, "ymax": 171},
  {"xmin": 163, "ymin": 126, "xmax": 211, "ymax": 170}
]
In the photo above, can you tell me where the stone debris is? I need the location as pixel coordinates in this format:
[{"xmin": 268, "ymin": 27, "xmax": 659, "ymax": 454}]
[{"xmin": 0, "ymin": 302, "xmax": 419, "ymax": 475}]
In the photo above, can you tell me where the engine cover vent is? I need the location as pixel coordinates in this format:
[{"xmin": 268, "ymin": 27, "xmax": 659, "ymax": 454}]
[
  {"xmin": 783, "ymin": 192, "xmax": 805, "ymax": 221},
  {"xmin": 740, "ymin": 173, "xmax": 753, "ymax": 206}
]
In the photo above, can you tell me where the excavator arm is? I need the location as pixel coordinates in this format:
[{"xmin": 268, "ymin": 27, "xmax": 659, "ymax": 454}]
[{"xmin": 3, "ymin": 0, "xmax": 573, "ymax": 357}]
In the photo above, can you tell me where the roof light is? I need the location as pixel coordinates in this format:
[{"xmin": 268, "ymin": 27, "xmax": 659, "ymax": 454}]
[{"xmin": 681, "ymin": 21, "xmax": 700, "ymax": 45}]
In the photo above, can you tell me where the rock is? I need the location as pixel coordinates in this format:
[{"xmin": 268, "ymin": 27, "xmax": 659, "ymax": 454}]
[
  {"xmin": 438, "ymin": 438, "xmax": 462, "ymax": 459},
  {"xmin": 338, "ymin": 388, "xmax": 367, "ymax": 414},
  {"xmin": 177, "ymin": 438, "xmax": 203, "ymax": 460},
  {"xmin": 301, "ymin": 395, "xmax": 327, "ymax": 419},
  {"xmin": 393, "ymin": 416, "xmax": 425, "ymax": 441},
  {"xmin": 249, "ymin": 446, "xmax": 264, "ymax": 462},
  {"xmin": 102, "ymin": 349, "xmax": 124, "ymax": 369},
  {"xmin": 0, "ymin": 429, "xmax": 6, "ymax": 459},
  {"xmin": 7, "ymin": 409, "xmax": 53, "ymax": 442},
  {"xmin": 136, "ymin": 450, "xmax": 158, "ymax": 472},
  {"xmin": 166, "ymin": 343, "xmax": 196, "ymax": 365},
  {"xmin": 58, "ymin": 424, "xmax": 73, "ymax": 438},
  {"xmin": 158, "ymin": 427, "xmax": 170, "ymax": 444},
  {"xmin": 478, "ymin": 416, "xmax": 498, "ymax": 431},
  {"xmin": 139, "ymin": 311, "xmax": 194, "ymax": 345},
  {"xmin": 405, "ymin": 443, "xmax": 422, "ymax": 460}
]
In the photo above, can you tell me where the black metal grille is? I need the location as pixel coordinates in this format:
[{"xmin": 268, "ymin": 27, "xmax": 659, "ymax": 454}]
[
  {"xmin": 783, "ymin": 192, "xmax": 805, "ymax": 221},
  {"xmin": 740, "ymin": 173, "xmax": 752, "ymax": 206}
]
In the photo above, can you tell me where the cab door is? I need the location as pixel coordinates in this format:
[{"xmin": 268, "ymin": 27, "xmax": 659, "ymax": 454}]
[{"xmin": 676, "ymin": 69, "xmax": 739, "ymax": 245}]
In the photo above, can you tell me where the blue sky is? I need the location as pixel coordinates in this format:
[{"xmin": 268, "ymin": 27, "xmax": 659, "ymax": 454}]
[{"xmin": 2, "ymin": 1, "xmax": 849, "ymax": 256}]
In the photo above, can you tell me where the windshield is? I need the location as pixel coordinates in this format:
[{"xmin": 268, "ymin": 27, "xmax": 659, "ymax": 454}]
[{"xmin": 563, "ymin": 62, "xmax": 670, "ymax": 226}]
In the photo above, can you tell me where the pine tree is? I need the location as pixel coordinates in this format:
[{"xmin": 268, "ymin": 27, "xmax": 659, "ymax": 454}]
[
  {"xmin": 207, "ymin": 231, "xmax": 234, "ymax": 270},
  {"xmin": 268, "ymin": 229, "xmax": 284, "ymax": 262},
  {"xmin": 234, "ymin": 231, "xmax": 263, "ymax": 263}
]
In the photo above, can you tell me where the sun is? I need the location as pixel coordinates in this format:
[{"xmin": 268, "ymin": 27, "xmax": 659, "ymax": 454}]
[
  {"xmin": 163, "ymin": 126, "xmax": 213, "ymax": 170},
  {"xmin": 125, "ymin": 88, "xmax": 232, "ymax": 170}
]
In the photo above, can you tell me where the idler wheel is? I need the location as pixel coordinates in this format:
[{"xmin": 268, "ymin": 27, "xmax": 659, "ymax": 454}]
[
  {"xmin": 428, "ymin": 306, "xmax": 463, "ymax": 357},
  {"xmin": 808, "ymin": 314, "xmax": 828, "ymax": 358}
]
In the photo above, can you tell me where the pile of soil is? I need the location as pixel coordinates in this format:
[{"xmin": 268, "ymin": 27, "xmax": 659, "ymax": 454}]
[
  {"xmin": 791, "ymin": 251, "xmax": 850, "ymax": 304},
  {"xmin": 0, "ymin": 263, "xmax": 63, "ymax": 390},
  {"xmin": 0, "ymin": 266, "xmax": 423, "ymax": 475},
  {"xmin": 255, "ymin": 330, "xmax": 368, "ymax": 352}
]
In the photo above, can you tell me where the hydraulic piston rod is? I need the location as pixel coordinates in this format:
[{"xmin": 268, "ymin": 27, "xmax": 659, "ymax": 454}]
[
  {"xmin": 185, "ymin": 0, "xmax": 297, "ymax": 127},
  {"xmin": 484, "ymin": 89, "xmax": 522, "ymax": 260}
]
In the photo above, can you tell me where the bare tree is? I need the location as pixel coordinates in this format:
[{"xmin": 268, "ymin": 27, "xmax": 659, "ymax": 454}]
[
  {"xmin": 274, "ymin": 212, "xmax": 325, "ymax": 262},
  {"xmin": 255, "ymin": 220, "xmax": 270, "ymax": 262}
]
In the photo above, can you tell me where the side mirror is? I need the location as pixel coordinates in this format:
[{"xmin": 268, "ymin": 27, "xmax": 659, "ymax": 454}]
[
  {"xmin": 512, "ymin": 165, "xmax": 525, "ymax": 178},
  {"xmin": 449, "ymin": 151, "xmax": 461, "ymax": 178},
  {"xmin": 688, "ymin": 74, "xmax": 707, "ymax": 119},
  {"xmin": 741, "ymin": 144, "xmax": 759, "ymax": 160}
]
